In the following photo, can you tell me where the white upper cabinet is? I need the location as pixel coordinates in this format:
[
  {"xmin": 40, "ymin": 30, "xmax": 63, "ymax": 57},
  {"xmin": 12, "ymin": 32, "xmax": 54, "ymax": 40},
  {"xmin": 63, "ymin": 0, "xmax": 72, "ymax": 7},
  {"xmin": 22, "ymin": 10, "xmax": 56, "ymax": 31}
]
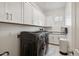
[
  {"xmin": 0, "ymin": 3, "xmax": 8, "ymax": 22},
  {"xmin": 5, "ymin": 2, "xmax": 22, "ymax": 23},
  {"xmin": 32, "ymin": 7, "xmax": 45, "ymax": 26},
  {"xmin": 37, "ymin": 10, "xmax": 42, "ymax": 26},
  {"xmin": 0, "ymin": 2, "xmax": 46, "ymax": 26},
  {"xmin": 38, "ymin": 12, "xmax": 45, "ymax": 26},
  {"xmin": 33, "ymin": 7, "xmax": 39, "ymax": 25},
  {"xmin": 23, "ymin": 3, "xmax": 33, "ymax": 24}
]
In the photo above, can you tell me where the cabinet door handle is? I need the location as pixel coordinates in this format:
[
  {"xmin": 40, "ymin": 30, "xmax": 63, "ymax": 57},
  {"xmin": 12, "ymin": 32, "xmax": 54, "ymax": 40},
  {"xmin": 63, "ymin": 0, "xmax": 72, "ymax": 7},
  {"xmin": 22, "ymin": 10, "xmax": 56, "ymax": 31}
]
[
  {"xmin": 10, "ymin": 14, "xmax": 12, "ymax": 20},
  {"xmin": 6, "ymin": 13, "xmax": 9, "ymax": 20}
]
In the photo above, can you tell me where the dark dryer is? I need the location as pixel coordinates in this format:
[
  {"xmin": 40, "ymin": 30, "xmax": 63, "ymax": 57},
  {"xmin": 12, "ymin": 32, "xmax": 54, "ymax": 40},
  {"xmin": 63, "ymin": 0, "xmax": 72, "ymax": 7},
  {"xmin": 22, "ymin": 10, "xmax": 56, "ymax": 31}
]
[{"xmin": 18, "ymin": 31, "xmax": 49, "ymax": 56}]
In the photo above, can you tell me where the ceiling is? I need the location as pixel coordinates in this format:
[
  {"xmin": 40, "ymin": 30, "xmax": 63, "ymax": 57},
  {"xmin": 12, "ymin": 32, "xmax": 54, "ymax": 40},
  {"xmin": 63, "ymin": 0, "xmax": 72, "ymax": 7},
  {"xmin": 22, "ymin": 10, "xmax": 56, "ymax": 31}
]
[{"xmin": 34, "ymin": 2, "xmax": 66, "ymax": 12}]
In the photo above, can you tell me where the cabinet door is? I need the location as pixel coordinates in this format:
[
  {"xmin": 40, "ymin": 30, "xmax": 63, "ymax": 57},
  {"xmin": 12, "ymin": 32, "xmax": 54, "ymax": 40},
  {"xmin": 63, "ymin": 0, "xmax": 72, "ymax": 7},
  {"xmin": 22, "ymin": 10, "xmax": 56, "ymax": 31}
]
[
  {"xmin": 23, "ymin": 3, "xmax": 33, "ymax": 24},
  {"xmin": 39, "ymin": 12, "xmax": 45, "ymax": 26},
  {"xmin": 38, "ymin": 11, "xmax": 42, "ymax": 26},
  {"xmin": 42, "ymin": 14, "xmax": 45, "ymax": 26},
  {"xmin": 33, "ymin": 7, "xmax": 40, "ymax": 25},
  {"xmin": 5, "ymin": 2, "xmax": 22, "ymax": 23},
  {"xmin": 0, "ymin": 3, "xmax": 7, "ymax": 21}
]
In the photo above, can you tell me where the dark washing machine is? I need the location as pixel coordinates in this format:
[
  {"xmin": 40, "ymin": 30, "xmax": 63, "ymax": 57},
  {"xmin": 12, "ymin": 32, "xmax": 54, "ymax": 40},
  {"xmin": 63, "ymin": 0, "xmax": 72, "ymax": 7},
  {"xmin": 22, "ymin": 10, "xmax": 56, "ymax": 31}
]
[{"xmin": 18, "ymin": 31, "xmax": 49, "ymax": 56}]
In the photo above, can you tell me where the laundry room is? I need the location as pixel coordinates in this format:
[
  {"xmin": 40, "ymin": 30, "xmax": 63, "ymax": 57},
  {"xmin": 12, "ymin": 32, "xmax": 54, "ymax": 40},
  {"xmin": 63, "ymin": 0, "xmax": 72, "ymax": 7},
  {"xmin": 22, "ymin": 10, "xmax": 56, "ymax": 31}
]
[{"xmin": 0, "ymin": 0, "xmax": 79, "ymax": 57}]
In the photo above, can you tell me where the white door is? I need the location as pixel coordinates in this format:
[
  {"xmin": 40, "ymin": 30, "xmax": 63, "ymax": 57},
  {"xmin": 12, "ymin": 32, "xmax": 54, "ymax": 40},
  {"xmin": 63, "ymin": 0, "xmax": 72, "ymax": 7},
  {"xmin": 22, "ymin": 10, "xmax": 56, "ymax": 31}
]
[
  {"xmin": 23, "ymin": 3, "xmax": 33, "ymax": 24},
  {"xmin": 0, "ymin": 3, "xmax": 7, "ymax": 22},
  {"xmin": 75, "ymin": 2, "xmax": 79, "ymax": 49},
  {"xmin": 5, "ymin": 2, "xmax": 22, "ymax": 23}
]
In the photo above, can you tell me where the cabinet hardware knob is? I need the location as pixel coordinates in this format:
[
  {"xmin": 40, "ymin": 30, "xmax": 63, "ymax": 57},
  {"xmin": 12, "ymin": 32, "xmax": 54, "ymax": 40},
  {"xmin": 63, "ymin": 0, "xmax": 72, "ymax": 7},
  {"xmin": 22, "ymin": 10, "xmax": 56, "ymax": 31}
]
[
  {"xmin": 6, "ymin": 13, "xmax": 9, "ymax": 20},
  {"xmin": 10, "ymin": 14, "xmax": 12, "ymax": 20}
]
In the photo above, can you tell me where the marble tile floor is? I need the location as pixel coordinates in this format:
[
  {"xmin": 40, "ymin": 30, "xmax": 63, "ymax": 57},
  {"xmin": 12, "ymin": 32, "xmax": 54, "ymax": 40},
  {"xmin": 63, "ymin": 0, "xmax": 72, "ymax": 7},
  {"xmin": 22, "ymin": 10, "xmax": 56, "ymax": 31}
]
[
  {"xmin": 46, "ymin": 44, "xmax": 73, "ymax": 56},
  {"xmin": 46, "ymin": 44, "xmax": 62, "ymax": 56}
]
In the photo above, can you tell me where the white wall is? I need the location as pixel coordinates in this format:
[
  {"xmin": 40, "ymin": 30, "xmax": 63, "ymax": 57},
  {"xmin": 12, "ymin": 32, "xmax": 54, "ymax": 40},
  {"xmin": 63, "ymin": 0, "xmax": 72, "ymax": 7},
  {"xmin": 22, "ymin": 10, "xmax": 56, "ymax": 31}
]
[
  {"xmin": 64, "ymin": 2, "xmax": 79, "ymax": 54},
  {"xmin": 65, "ymin": 3, "xmax": 72, "ymax": 26},
  {"xmin": 65, "ymin": 2, "xmax": 73, "ymax": 52},
  {"xmin": 0, "ymin": 23, "xmax": 41, "ymax": 56},
  {"xmin": 64, "ymin": 2, "xmax": 76, "ymax": 52}
]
